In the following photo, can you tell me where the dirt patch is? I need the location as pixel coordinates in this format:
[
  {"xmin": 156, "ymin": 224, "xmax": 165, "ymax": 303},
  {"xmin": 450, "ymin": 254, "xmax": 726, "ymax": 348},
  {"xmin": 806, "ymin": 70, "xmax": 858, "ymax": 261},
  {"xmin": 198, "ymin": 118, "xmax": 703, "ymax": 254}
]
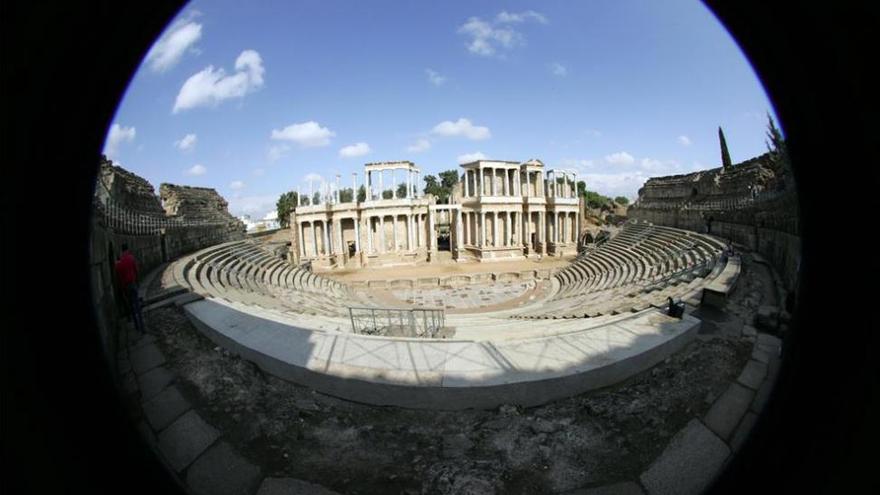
[{"xmin": 146, "ymin": 306, "xmax": 751, "ymax": 494}]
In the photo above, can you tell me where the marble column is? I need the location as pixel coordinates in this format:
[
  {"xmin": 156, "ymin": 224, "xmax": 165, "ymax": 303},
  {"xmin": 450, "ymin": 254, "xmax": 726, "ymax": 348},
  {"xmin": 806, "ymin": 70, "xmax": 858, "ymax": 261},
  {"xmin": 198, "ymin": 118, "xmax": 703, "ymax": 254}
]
[
  {"xmin": 352, "ymin": 173, "xmax": 358, "ymax": 203},
  {"xmin": 392, "ymin": 215, "xmax": 399, "ymax": 251},
  {"xmin": 480, "ymin": 212, "xmax": 486, "ymax": 247},
  {"xmin": 337, "ymin": 219, "xmax": 344, "ymax": 255},
  {"xmin": 428, "ymin": 211, "xmax": 436, "ymax": 251},
  {"xmin": 539, "ymin": 213, "xmax": 546, "ymax": 254},
  {"xmin": 354, "ymin": 218, "xmax": 361, "ymax": 252},
  {"xmin": 456, "ymin": 209, "xmax": 463, "ymax": 252},
  {"xmin": 379, "ymin": 216, "xmax": 386, "ymax": 252},
  {"xmin": 378, "ymin": 172, "xmax": 384, "ymax": 199},
  {"xmin": 311, "ymin": 222, "xmax": 318, "ymax": 256}
]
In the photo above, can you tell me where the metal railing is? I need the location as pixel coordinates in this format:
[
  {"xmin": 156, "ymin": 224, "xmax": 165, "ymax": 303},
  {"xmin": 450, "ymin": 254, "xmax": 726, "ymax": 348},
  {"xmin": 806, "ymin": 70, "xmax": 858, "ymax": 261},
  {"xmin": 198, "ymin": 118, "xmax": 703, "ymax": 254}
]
[{"xmin": 348, "ymin": 307, "xmax": 445, "ymax": 338}]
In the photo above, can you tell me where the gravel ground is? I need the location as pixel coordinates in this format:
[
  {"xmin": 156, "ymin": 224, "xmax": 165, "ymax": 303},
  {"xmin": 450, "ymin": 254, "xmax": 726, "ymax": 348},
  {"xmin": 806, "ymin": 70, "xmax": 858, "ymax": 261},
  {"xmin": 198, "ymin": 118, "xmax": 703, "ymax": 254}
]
[{"xmin": 146, "ymin": 306, "xmax": 751, "ymax": 494}]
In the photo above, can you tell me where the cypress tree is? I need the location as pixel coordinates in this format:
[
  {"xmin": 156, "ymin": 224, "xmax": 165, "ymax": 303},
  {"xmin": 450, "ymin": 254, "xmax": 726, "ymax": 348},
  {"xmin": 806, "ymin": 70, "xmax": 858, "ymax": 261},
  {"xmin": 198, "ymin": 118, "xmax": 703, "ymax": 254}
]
[{"xmin": 719, "ymin": 126, "xmax": 732, "ymax": 169}]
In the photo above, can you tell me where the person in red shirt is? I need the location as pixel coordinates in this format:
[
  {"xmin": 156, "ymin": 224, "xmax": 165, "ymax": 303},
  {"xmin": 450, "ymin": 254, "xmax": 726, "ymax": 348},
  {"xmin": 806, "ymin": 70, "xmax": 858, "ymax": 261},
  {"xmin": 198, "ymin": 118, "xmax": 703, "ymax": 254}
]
[{"xmin": 115, "ymin": 244, "xmax": 145, "ymax": 334}]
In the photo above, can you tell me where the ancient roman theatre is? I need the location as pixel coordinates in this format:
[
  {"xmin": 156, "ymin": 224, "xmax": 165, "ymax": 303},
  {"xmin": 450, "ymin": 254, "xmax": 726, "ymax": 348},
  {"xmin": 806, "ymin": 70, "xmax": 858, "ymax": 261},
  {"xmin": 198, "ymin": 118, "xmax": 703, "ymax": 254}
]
[{"xmin": 139, "ymin": 157, "xmax": 745, "ymax": 410}]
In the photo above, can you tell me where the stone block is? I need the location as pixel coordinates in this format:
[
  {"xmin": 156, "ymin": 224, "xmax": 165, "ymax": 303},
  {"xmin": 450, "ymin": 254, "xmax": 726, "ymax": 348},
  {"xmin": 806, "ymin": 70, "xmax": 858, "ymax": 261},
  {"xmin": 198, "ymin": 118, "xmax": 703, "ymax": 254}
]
[
  {"xmin": 639, "ymin": 419, "xmax": 730, "ymax": 495},
  {"xmin": 143, "ymin": 385, "xmax": 191, "ymax": 432},
  {"xmin": 130, "ymin": 343, "xmax": 166, "ymax": 374},
  {"xmin": 186, "ymin": 441, "xmax": 261, "ymax": 495},
  {"xmin": 754, "ymin": 305, "xmax": 779, "ymax": 331},
  {"xmin": 120, "ymin": 371, "xmax": 139, "ymax": 396},
  {"xmin": 750, "ymin": 347, "xmax": 770, "ymax": 364},
  {"xmin": 729, "ymin": 411, "xmax": 758, "ymax": 453},
  {"xmin": 750, "ymin": 374, "xmax": 776, "ymax": 414},
  {"xmin": 742, "ymin": 325, "xmax": 757, "ymax": 338},
  {"xmin": 257, "ymin": 478, "xmax": 341, "ymax": 495},
  {"xmin": 128, "ymin": 333, "xmax": 157, "ymax": 351},
  {"xmin": 136, "ymin": 420, "xmax": 157, "ymax": 450},
  {"xmin": 757, "ymin": 332, "xmax": 781, "ymax": 349},
  {"xmin": 157, "ymin": 410, "xmax": 220, "ymax": 472},
  {"xmin": 566, "ymin": 481, "xmax": 645, "ymax": 494},
  {"xmin": 137, "ymin": 366, "xmax": 175, "ymax": 401},
  {"xmin": 737, "ymin": 360, "xmax": 768, "ymax": 390},
  {"xmin": 703, "ymin": 382, "xmax": 755, "ymax": 441}
]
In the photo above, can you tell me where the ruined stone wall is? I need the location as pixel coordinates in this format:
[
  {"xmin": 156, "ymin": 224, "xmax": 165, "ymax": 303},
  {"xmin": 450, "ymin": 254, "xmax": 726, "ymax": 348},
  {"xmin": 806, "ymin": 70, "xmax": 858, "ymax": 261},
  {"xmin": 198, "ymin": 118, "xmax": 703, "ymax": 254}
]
[
  {"xmin": 90, "ymin": 160, "xmax": 249, "ymax": 367},
  {"xmin": 159, "ymin": 183, "xmax": 246, "ymax": 236},
  {"xmin": 629, "ymin": 153, "xmax": 800, "ymax": 292},
  {"xmin": 96, "ymin": 155, "xmax": 166, "ymax": 215}
]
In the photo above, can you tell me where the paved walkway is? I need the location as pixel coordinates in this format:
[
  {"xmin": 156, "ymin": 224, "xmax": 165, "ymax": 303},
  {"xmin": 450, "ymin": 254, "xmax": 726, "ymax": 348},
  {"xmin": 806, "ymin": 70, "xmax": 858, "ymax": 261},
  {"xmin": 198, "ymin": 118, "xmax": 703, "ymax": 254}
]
[
  {"xmin": 118, "ymin": 319, "xmax": 340, "ymax": 495},
  {"xmin": 183, "ymin": 297, "xmax": 701, "ymax": 409}
]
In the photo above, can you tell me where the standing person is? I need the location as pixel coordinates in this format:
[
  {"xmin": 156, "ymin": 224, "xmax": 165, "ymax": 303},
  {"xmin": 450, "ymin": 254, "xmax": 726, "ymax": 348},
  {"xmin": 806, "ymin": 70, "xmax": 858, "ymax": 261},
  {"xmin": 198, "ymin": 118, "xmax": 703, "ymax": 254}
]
[{"xmin": 115, "ymin": 243, "xmax": 145, "ymax": 335}]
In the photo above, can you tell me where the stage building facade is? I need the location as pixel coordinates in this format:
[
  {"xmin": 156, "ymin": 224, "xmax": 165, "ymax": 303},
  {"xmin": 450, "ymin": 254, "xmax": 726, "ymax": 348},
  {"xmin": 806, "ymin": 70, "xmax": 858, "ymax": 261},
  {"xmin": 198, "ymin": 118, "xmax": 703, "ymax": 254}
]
[{"xmin": 290, "ymin": 159, "xmax": 581, "ymax": 269}]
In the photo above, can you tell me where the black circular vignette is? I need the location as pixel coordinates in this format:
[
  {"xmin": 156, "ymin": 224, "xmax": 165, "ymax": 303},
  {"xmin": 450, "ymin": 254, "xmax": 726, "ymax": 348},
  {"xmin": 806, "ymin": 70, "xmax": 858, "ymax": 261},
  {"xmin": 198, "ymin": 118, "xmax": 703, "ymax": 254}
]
[{"xmin": 2, "ymin": 1, "xmax": 877, "ymax": 493}]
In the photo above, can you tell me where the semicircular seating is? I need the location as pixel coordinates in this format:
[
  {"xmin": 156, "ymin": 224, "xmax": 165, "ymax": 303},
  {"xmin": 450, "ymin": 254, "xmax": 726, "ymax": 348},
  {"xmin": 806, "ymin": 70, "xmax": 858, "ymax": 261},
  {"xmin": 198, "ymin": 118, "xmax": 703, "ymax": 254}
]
[
  {"xmin": 509, "ymin": 221, "xmax": 730, "ymax": 319},
  {"xmin": 164, "ymin": 220, "xmax": 739, "ymax": 337}
]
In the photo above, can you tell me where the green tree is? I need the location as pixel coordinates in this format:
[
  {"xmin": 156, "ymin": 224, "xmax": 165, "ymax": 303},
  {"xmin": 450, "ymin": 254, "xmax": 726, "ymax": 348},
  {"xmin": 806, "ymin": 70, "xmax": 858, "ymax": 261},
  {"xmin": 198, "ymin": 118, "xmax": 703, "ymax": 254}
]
[
  {"xmin": 582, "ymin": 190, "xmax": 611, "ymax": 209},
  {"xmin": 382, "ymin": 188, "xmax": 394, "ymax": 199},
  {"xmin": 423, "ymin": 175, "xmax": 443, "ymax": 198},
  {"xmin": 339, "ymin": 187, "xmax": 354, "ymax": 203},
  {"xmin": 432, "ymin": 169, "xmax": 460, "ymax": 203},
  {"xmin": 614, "ymin": 196, "xmax": 629, "ymax": 205},
  {"xmin": 356, "ymin": 185, "xmax": 366, "ymax": 202},
  {"xmin": 576, "ymin": 180, "xmax": 587, "ymax": 196},
  {"xmin": 312, "ymin": 191, "xmax": 320, "ymax": 205},
  {"xmin": 396, "ymin": 183, "xmax": 408, "ymax": 198},
  {"xmin": 275, "ymin": 191, "xmax": 299, "ymax": 227}
]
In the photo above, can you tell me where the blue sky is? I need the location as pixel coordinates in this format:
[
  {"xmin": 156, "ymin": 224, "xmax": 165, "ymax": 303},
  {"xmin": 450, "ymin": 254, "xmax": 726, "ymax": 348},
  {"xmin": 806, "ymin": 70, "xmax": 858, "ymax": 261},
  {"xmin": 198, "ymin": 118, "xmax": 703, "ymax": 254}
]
[{"xmin": 104, "ymin": 0, "xmax": 779, "ymax": 219}]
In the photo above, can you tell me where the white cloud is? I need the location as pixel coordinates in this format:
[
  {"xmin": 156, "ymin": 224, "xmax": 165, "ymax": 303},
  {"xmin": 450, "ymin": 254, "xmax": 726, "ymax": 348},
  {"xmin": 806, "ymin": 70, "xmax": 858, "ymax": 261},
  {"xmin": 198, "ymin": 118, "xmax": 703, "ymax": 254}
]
[
  {"xmin": 496, "ymin": 10, "xmax": 548, "ymax": 24},
  {"xmin": 145, "ymin": 18, "xmax": 202, "ymax": 73},
  {"xmin": 267, "ymin": 144, "xmax": 289, "ymax": 162},
  {"xmin": 457, "ymin": 152, "xmax": 488, "ymax": 164},
  {"xmin": 580, "ymin": 171, "xmax": 651, "ymax": 199},
  {"xmin": 174, "ymin": 133, "xmax": 197, "ymax": 151},
  {"xmin": 457, "ymin": 12, "xmax": 546, "ymax": 57},
  {"xmin": 172, "ymin": 49, "xmax": 265, "ymax": 113},
  {"xmin": 227, "ymin": 193, "xmax": 279, "ymax": 218},
  {"xmin": 185, "ymin": 164, "xmax": 207, "ymax": 176},
  {"xmin": 605, "ymin": 151, "xmax": 635, "ymax": 165},
  {"xmin": 640, "ymin": 158, "xmax": 664, "ymax": 170},
  {"xmin": 271, "ymin": 121, "xmax": 335, "ymax": 147},
  {"xmin": 677, "ymin": 135, "xmax": 692, "ymax": 146},
  {"xmin": 229, "ymin": 180, "xmax": 245, "ymax": 190},
  {"xmin": 252, "ymin": 168, "xmax": 265, "ymax": 176},
  {"xmin": 550, "ymin": 62, "xmax": 568, "ymax": 76},
  {"xmin": 561, "ymin": 158, "xmax": 595, "ymax": 170},
  {"xmin": 407, "ymin": 138, "xmax": 431, "ymax": 153},
  {"xmin": 425, "ymin": 68, "xmax": 447, "ymax": 86},
  {"xmin": 431, "ymin": 118, "xmax": 491, "ymax": 140},
  {"xmin": 104, "ymin": 123, "xmax": 136, "ymax": 158},
  {"xmin": 584, "ymin": 129, "xmax": 602, "ymax": 137},
  {"xmin": 339, "ymin": 142, "xmax": 371, "ymax": 158}
]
